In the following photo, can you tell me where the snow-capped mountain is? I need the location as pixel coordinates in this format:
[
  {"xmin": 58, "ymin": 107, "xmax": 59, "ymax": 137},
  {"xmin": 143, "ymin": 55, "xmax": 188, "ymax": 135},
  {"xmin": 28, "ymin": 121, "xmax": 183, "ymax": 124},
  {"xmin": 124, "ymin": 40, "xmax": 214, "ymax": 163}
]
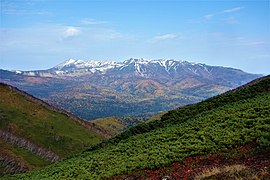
[
  {"xmin": 0, "ymin": 58, "xmax": 261, "ymax": 120},
  {"xmin": 46, "ymin": 58, "xmax": 213, "ymax": 78},
  {"xmin": 52, "ymin": 59, "xmax": 122, "ymax": 72}
]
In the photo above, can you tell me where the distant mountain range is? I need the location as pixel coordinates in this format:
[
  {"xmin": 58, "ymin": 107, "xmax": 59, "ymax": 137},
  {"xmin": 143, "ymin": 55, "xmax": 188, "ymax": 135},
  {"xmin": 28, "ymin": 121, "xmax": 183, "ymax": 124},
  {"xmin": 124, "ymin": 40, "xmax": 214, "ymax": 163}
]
[{"xmin": 0, "ymin": 58, "xmax": 261, "ymax": 120}]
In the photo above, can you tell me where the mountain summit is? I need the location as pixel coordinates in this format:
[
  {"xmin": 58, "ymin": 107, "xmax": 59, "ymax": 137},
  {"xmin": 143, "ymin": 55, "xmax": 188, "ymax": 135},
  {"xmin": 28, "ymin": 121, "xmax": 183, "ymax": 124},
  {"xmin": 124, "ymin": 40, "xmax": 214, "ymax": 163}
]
[
  {"xmin": 49, "ymin": 58, "xmax": 218, "ymax": 78},
  {"xmin": 52, "ymin": 58, "xmax": 121, "ymax": 73}
]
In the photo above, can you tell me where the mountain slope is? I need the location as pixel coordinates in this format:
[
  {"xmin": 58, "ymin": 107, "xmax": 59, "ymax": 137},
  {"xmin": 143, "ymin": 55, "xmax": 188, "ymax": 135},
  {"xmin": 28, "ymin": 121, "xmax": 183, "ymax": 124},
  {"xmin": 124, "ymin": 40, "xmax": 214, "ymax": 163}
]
[
  {"xmin": 91, "ymin": 116, "xmax": 146, "ymax": 136},
  {"xmin": 5, "ymin": 75, "xmax": 269, "ymax": 179},
  {"xmin": 0, "ymin": 83, "xmax": 107, "ymax": 174},
  {"xmin": 0, "ymin": 58, "xmax": 260, "ymax": 120}
]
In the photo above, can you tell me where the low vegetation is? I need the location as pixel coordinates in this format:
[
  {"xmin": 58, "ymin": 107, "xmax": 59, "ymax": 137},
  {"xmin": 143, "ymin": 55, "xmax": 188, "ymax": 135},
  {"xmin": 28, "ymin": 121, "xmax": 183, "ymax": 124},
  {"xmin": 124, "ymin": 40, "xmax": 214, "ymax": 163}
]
[
  {"xmin": 114, "ymin": 142, "xmax": 269, "ymax": 179},
  {"xmin": 3, "ymin": 75, "xmax": 269, "ymax": 179}
]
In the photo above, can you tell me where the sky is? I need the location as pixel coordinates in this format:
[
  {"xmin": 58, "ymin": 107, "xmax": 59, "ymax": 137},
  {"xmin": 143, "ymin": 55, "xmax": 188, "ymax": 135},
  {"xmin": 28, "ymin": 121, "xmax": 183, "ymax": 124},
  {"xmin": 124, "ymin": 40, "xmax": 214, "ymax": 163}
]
[{"xmin": 0, "ymin": 0, "xmax": 269, "ymax": 74}]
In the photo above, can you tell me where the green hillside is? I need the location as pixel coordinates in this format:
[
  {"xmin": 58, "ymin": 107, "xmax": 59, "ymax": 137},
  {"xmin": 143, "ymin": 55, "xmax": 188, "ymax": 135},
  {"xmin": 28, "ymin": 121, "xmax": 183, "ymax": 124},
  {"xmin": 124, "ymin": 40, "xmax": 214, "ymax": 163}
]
[
  {"xmin": 3, "ymin": 75, "xmax": 270, "ymax": 179},
  {"xmin": 0, "ymin": 83, "xmax": 105, "ymax": 174},
  {"xmin": 112, "ymin": 75, "xmax": 270, "ymax": 141}
]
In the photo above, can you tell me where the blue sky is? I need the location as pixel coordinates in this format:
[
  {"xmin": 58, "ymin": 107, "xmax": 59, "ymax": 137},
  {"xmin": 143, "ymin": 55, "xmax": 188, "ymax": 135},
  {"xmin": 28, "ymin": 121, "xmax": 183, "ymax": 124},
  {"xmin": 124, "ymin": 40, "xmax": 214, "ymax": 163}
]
[{"xmin": 0, "ymin": 0, "xmax": 269, "ymax": 74}]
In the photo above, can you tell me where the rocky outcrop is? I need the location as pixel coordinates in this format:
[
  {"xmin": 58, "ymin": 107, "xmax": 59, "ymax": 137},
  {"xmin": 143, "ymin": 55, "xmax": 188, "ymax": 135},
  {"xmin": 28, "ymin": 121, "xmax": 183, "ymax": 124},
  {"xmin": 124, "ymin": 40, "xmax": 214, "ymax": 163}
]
[
  {"xmin": 0, "ymin": 129, "xmax": 61, "ymax": 162},
  {"xmin": 0, "ymin": 155, "xmax": 30, "ymax": 174}
]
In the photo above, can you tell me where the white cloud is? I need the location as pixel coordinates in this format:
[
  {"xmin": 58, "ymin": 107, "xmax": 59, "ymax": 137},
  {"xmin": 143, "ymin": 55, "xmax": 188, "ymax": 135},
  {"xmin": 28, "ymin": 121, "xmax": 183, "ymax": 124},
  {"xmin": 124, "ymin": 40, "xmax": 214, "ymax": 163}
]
[
  {"xmin": 222, "ymin": 7, "xmax": 244, "ymax": 13},
  {"xmin": 236, "ymin": 41, "xmax": 268, "ymax": 46},
  {"xmin": 80, "ymin": 18, "xmax": 108, "ymax": 25},
  {"xmin": 153, "ymin": 34, "xmax": 178, "ymax": 41},
  {"xmin": 0, "ymin": 24, "xmax": 129, "ymax": 56},
  {"xmin": 203, "ymin": 6, "xmax": 244, "ymax": 20},
  {"xmin": 1, "ymin": 1, "xmax": 52, "ymax": 16},
  {"xmin": 3, "ymin": 9, "xmax": 52, "ymax": 15},
  {"xmin": 203, "ymin": 14, "xmax": 215, "ymax": 19},
  {"xmin": 63, "ymin": 27, "xmax": 80, "ymax": 38}
]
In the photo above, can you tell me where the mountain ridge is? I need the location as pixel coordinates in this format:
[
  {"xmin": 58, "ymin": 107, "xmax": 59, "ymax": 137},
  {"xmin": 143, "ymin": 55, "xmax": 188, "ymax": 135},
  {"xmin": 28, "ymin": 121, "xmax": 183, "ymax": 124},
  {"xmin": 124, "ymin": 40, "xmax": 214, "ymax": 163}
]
[
  {"xmin": 0, "ymin": 58, "xmax": 261, "ymax": 120},
  {"xmin": 14, "ymin": 58, "xmax": 260, "ymax": 80}
]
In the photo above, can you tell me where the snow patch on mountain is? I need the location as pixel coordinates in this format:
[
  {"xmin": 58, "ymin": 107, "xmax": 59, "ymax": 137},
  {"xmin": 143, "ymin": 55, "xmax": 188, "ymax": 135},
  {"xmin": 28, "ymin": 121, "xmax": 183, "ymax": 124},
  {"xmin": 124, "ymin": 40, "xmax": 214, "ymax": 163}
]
[
  {"xmin": 14, "ymin": 57, "xmax": 228, "ymax": 78},
  {"xmin": 49, "ymin": 58, "xmax": 213, "ymax": 77}
]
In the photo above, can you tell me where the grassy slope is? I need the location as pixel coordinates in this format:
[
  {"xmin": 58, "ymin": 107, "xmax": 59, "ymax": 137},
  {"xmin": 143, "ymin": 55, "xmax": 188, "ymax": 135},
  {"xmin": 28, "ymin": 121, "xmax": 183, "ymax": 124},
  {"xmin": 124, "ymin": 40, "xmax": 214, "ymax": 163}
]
[
  {"xmin": 91, "ymin": 117, "xmax": 124, "ymax": 136},
  {"xmin": 0, "ymin": 83, "xmax": 104, "ymax": 171},
  {"xmin": 147, "ymin": 111, "xmax": 167, "ymax": 121},
  {"xmin": 5, "ymin": 75, "xmax": 270, "ymax": 179},
  {"xmin": 91, "ymin": 116, "xmax": 146, "ymax": 136}
]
